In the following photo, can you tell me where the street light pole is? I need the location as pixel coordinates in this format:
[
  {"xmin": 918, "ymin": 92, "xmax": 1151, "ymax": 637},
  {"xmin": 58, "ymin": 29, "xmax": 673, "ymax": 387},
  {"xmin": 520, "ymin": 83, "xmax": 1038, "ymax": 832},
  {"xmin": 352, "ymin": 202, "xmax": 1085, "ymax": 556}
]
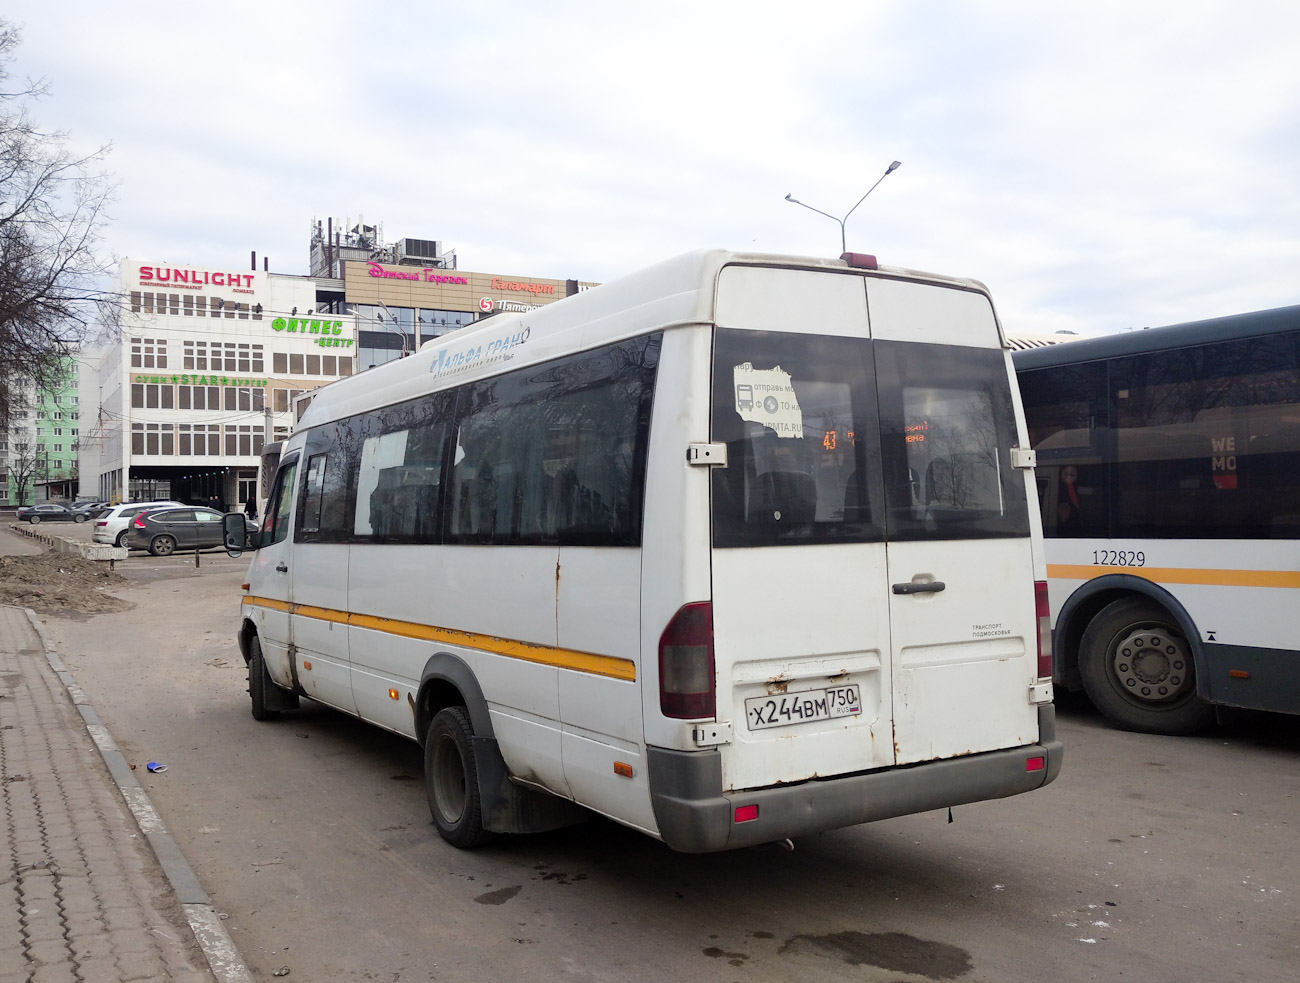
[{"xmin": 785, "ymin": 160, "xmax": 902, "ymax": 254}]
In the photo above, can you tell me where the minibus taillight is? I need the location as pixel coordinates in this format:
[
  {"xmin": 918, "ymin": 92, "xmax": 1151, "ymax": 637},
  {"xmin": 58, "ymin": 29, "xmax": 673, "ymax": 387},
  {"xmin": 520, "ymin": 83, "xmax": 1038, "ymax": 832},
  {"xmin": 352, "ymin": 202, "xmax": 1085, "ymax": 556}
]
[
  {"xmin": 659, "ymin": 602, "xmax": 715, "ymax": 719},
  {"xmin": 1035, "ymin": 580, "xmax": 1052, "ymax": 680}
]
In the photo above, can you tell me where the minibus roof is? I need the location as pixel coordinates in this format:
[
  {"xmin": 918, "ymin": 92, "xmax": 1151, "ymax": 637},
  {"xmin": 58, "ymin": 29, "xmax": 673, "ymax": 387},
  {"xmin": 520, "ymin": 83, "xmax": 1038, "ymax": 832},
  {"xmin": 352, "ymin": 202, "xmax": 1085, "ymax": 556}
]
[{"xmin": 297, "ymin": 249, "xmax": 996, "ymax": 431}]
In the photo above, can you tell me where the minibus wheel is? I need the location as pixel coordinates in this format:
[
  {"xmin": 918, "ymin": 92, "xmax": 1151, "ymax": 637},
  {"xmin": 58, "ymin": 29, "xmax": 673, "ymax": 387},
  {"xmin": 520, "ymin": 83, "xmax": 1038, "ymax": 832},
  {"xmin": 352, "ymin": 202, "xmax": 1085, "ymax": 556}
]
[
  {"xmin": 248, "ymin": 636, "xmax": 279, "ymax": 721},
  {"xmin": 1079, "ymin": 598, "xmax": 1214, "ymax": 735},
  {"xmin": 424, "ymin": 707, "xmax": 491, "ymax": 848}
]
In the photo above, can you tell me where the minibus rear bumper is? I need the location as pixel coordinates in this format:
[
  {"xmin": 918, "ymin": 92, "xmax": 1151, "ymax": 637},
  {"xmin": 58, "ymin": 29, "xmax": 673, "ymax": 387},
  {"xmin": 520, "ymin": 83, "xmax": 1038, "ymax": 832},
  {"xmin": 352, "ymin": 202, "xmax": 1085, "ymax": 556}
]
[{"xmin": 647, "ymin": 705, "xmax": 1063, "ymax": 853}]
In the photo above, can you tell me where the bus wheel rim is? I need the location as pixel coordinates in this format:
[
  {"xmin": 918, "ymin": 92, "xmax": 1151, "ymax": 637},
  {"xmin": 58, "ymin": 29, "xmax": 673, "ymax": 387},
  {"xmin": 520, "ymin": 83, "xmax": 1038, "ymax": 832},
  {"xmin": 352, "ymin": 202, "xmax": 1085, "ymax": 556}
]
[{"xmin": 1112, "ymin": 626, "xmax": 1192, "ymax": 704}]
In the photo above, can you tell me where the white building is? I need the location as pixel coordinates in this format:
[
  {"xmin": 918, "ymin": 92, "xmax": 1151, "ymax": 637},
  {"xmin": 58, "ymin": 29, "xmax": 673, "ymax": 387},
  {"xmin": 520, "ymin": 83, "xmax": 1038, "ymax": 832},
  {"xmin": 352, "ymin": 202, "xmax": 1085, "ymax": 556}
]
[{"xmin": 83, "ymin": 259, "xmax": 357, "ymax": 507}]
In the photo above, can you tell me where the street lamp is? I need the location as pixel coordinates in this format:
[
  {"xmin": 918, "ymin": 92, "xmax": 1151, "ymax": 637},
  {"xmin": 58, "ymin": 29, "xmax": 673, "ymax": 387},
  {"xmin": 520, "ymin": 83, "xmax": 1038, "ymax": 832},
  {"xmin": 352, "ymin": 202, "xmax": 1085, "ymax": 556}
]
[
  {"xmin": 352, "ymin": 304, "xmax": 411, "ymax": 360},
  {"xmin": 785, "ymin": 160, "xmax": 902, "ymax": 255}
]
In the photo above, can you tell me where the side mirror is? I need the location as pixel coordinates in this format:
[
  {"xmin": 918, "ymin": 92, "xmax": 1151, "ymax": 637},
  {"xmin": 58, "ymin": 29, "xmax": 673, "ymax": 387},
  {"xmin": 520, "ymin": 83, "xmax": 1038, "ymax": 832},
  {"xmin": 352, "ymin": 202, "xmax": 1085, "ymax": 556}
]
[{"xmin": 223, "ymin": 512, "xmax": 256, "ymax": 555}]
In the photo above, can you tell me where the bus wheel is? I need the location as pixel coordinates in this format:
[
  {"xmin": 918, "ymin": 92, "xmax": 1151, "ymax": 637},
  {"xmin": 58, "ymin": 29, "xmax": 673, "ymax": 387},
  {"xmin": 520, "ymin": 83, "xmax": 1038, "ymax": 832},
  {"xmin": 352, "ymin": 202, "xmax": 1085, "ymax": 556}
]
[
  {"xmin": 424, "ymin": 707, "xmax": 492, "ymax": 848},
  {"xmin": 248, "ymin": 636, "xmax": 279, "ymax": 721},
  {"xmin": 1079, "ymin": 598, "xmax": 1214, "ymax": 735}
]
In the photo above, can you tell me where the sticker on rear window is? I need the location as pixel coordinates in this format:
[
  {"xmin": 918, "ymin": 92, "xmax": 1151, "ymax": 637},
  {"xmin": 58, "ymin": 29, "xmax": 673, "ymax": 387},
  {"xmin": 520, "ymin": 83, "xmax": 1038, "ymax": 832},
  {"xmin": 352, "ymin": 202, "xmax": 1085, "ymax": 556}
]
[{"xmin": 733, "ymin": 363, "xmax": 802, "ymax": 439}]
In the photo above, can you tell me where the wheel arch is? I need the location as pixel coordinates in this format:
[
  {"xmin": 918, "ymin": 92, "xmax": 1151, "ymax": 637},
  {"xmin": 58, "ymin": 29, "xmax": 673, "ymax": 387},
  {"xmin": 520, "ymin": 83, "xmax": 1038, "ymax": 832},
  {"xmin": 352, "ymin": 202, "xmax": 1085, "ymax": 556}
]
[
  {"xmin": 415, "ymin": 652, "xmax": 494, "ymax": 748},
  {"xmin": 237, "ymin": 617, "xmax": 258, "ymax": 664},
  {"xmin": 1055, "ymin": 574, "xmax": 1209, "ymax": 699}
]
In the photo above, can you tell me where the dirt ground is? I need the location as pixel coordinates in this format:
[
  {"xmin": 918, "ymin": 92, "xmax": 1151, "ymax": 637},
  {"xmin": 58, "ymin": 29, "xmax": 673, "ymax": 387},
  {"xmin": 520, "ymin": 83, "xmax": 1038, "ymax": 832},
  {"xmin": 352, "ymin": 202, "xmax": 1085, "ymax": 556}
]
[{"xmin": 0, "ymin": 551, "xmax": 133, "ymax": 616}]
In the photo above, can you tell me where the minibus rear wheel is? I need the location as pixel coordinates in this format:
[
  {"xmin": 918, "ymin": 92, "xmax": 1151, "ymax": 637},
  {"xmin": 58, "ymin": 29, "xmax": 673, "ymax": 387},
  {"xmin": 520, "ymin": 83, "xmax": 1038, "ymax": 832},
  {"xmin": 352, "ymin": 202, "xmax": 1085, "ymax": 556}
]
[{"xmin": 425, "ymin": 707, "xmax": 492, "ymax": 848}]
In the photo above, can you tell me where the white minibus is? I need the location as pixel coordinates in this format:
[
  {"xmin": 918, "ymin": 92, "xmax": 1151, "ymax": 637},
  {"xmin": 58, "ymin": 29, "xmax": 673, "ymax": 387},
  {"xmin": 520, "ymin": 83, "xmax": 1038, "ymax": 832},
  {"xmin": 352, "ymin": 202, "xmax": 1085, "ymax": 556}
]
[{"xmin": 225, "ymin": 249, "xmax": 1063, "ymax": 852}]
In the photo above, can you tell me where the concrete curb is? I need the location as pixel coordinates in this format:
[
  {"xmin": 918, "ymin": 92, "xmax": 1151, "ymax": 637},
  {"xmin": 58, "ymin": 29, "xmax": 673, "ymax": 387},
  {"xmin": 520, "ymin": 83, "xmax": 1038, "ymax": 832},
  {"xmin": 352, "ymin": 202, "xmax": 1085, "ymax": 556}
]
[
  {"xmin": 7, "ymin": 521, "xmax": 129, "ymax": 563},
  {"xmin": 23, "ymin": 608, "xmax": 255, "ymax": 983}
]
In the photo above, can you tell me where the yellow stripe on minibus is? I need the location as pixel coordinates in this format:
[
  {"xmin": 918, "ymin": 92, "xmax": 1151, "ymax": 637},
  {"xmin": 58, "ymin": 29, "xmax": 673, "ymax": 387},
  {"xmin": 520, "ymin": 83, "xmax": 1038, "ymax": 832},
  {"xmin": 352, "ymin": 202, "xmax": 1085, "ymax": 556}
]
[
  {"xmin": 241, "ymin": 595, "xmax": 636, "ymax": 681},
  {"xmin": 1046, "ymin": 565, "xmax": 1300, "ymax": 589}
]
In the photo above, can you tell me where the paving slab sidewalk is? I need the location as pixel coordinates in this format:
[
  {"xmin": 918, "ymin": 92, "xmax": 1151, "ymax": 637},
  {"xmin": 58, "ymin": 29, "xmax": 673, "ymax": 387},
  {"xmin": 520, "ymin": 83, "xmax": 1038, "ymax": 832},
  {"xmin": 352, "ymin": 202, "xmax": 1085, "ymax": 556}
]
[{"xmin": 0, "ymin": 603, "xmax": 251, "ymax": 983}]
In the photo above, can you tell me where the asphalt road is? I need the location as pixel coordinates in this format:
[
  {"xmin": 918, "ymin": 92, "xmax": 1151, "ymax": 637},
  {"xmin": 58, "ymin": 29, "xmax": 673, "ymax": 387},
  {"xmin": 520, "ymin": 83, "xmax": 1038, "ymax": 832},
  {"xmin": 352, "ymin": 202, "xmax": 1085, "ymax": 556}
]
[{"xmin": 20, "ymin": 525, "xmax": 1300, "ymax": 983}]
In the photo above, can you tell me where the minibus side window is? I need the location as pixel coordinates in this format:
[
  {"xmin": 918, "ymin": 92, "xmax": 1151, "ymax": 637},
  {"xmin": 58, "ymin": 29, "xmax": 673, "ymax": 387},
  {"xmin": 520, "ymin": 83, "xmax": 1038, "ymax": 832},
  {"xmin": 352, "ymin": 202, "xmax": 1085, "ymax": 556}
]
[
  {"xmin": 710, "ymin": 329, "xmax": 885, "ymax": 548},
  {"xmin": 349, "ymin": 392, "xmax": 452, "ymax": 543},
  {"xmin": 294, "ymin": 424, "xmax": 354, "ymax": 542},
  {"xmin": 266, "ymin": 459, "xmax": 299, "ymax": 547},
  {"xmin": 446, "ymin": 334, "xmax": 660, "ymax": 546}
]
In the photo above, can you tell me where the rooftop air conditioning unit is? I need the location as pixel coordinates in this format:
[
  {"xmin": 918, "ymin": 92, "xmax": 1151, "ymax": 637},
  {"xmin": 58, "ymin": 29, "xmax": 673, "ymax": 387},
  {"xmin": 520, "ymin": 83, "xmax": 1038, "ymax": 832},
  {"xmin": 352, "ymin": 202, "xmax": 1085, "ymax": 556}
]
[{"xmin": 396, "ymin": 238, "xmax": 442, "ymax": 265}]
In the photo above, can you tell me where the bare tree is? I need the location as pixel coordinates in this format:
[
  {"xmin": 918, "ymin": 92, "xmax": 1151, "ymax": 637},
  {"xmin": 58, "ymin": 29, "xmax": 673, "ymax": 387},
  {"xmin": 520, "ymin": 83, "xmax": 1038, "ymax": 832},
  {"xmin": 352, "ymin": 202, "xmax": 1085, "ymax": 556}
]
[
  {"xmin": 0, "ymin": 18, "xmax": 115, "ymax": 430},
  {"xmin": 6, "ymin": 435, "xmax": 44, "ymax": 505}
]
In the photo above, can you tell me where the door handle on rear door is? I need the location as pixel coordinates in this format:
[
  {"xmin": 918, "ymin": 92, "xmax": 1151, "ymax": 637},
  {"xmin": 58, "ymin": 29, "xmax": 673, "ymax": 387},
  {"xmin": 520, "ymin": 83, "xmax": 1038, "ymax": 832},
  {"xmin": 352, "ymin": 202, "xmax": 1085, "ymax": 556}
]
[
  {"xmin": 276, "ymin": 562, "xmax": 288, "ymax": 573},
  {"xmin": 892, "ymin": 581, "xmax": 945, "ymax": 595}
]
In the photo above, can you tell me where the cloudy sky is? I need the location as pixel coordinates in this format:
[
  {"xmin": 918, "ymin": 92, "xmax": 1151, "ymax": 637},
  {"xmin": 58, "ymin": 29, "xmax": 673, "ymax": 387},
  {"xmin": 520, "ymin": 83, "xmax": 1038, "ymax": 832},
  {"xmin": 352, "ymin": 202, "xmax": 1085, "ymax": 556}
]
[{"xmin": 7, "ymin": 0, "xmax": 1299, "ymax": 337}]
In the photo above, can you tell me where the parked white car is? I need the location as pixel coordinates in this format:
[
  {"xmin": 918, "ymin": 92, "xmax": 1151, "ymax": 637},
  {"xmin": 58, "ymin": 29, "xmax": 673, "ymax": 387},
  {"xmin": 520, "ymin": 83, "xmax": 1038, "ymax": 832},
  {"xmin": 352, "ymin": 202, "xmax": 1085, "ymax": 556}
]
[{"xmin": 92, "ymin": 501, "xmax": 183, "ymax": 548}]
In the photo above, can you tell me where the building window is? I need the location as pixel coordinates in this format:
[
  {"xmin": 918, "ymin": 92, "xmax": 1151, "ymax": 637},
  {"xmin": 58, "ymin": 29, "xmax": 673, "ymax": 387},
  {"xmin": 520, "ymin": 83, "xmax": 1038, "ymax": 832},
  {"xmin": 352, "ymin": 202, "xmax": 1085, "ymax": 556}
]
[
  {"xmin": 184, "ymin": 340, "xmax": 207, "ymax": 370},
  {"xmin": 131, "ymin": 383, "xmax": 174, "ymax": 409},
  {"xmin": 131, "ymin": 338, "xmax": 167, "ymax": 369}
]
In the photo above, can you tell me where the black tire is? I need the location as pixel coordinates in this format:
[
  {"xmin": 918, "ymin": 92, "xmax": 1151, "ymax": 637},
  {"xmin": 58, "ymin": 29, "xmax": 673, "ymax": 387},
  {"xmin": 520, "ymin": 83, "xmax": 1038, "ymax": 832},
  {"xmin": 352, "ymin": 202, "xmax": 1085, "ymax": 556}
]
[
  {"xmin": 424, "ymin": 707, "xmax": 492, "ymax": 848},
  {"xmin": 150, "ymin": 535, "xmax": 176, "ymax": 557},
  {"xmin": 28, "ymin": 515, "xmax": 41, "ymax": 525},
  {"xmin": 1079, "ymin": 598, "xmax": 1215, "ymax": 735},
  {"xmin": 73, "ymin": 514, "xmax": 87, "ymax": 523},
  {"xmin": 115, "ymin": 530, "xmax": 129, "ymax": 548},
  {"xmin": 248, "ymin": 636, "xmax": 279, "ymax": 721}
]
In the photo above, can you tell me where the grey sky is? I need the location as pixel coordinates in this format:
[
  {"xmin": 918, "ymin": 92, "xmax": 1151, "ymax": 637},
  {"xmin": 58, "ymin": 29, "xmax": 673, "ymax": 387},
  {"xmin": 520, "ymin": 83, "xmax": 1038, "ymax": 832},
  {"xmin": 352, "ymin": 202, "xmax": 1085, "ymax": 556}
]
[{"xmin": 9, "ymin": 0, "xmax": 1300, "ymax": 336}]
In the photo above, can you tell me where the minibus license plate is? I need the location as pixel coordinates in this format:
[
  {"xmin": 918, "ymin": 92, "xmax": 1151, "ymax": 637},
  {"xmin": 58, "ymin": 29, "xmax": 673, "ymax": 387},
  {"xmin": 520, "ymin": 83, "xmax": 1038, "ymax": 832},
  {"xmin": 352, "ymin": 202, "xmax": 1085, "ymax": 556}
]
[{"xmin": 745, "ymin": 685, "xmax": 861, "ymax": 731}]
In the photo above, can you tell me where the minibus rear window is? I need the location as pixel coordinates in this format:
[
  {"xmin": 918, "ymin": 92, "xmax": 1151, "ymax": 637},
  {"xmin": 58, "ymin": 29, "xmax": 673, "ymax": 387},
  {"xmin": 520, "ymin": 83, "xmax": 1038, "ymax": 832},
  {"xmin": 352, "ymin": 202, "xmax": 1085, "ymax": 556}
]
[
  {"xmin": 874, "ymin": 341, "xmax": 1030, "ymax": 540},
  {"xmin": 710, "ymin": 329, "xmax": 886, "ymax": 548}
]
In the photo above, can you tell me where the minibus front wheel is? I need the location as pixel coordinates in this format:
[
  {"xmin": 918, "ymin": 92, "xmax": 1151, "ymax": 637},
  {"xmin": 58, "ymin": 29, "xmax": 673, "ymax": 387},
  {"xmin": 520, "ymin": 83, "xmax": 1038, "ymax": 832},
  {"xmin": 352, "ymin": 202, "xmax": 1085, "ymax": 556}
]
[
  {"xmin": 248, "ymin": 636, "xmax": 279, "ymax": 722},
  {"xmin": 425, "ymin": 707, "xmax": 493, "ymax": 848}
]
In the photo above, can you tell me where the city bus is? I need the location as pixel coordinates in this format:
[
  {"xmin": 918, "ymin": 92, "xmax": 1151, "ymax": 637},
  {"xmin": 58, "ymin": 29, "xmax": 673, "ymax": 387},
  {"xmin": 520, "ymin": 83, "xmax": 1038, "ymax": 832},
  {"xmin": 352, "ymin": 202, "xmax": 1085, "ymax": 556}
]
[
  {"xmin": 1014, "ymin": 306, "xmax": 1300, "ymax": 734},
  {"xmin": 225, "ymin": 249, "xmax": 1062, "ymax": 852}
]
